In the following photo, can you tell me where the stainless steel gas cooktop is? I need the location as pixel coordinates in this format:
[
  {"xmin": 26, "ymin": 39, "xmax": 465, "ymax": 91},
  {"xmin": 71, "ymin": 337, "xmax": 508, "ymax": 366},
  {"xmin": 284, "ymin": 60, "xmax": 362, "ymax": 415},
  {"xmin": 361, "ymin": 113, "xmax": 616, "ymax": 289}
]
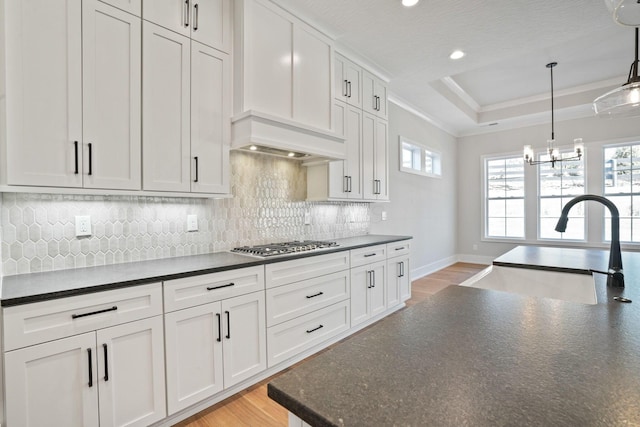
[{"xmin": 231, "ymin": 240, "xmax": 339, "ymax": 257}]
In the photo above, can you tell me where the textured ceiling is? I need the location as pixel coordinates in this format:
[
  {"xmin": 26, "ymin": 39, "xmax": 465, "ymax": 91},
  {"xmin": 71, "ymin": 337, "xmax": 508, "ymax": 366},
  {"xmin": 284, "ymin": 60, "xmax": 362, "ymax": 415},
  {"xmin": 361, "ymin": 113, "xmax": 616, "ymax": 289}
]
[{"xmin": 271, "ymin": 0, "xmax": 637, "ymax": 136}]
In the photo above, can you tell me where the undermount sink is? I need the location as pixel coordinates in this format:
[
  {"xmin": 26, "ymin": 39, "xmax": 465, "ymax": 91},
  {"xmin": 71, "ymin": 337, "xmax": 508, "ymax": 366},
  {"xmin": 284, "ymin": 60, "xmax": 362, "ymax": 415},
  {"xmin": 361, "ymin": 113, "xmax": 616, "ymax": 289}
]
[{"xmin": 459, "ymin": 265, "xmax": 598, "ymax": 305}]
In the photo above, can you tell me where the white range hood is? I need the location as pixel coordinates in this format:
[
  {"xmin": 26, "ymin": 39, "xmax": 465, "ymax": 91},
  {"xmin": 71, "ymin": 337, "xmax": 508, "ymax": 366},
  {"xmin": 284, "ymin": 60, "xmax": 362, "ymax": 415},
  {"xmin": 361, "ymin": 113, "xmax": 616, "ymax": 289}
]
[{"xmin": 231, "ymin": 111, "xmax": 346, "ymax": 161}]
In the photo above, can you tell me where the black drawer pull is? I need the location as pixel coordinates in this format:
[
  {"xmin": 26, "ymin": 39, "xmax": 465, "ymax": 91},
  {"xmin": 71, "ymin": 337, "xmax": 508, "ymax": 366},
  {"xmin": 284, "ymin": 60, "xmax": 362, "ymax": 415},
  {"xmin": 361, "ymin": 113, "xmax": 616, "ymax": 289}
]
[
  {"xmin": 216, "ymin": 313, "xmax": 222, "ymax": 342},
  {"xmin": 74, "ymin": 141, "xmax": 79, "ymax": 174},
  {"xmin": 88, "ymin": 142, "xmax": 93, "ymax": 175},
  {"xmin": 103, "ymin": 343, "xmax": 109, "ymax": 381},
  {"xmin": 306, "ymin": 291, "xmax": 324, "ymax": 299},
  {"xmin": 87, "ymin": 348, "xmax": 93, "ymax": 387},
  {"xmin": 395, "ymin": 247, "xmax": 405, "ymax": 251},
  {"xmin": 306, "ymin": 324, "xmax": 323, "ymax": 334},
  {"xmin": 207, "ymin": 282, "xmax": 235, "ymax": 291},
  {"xmin": 364, "ymin": 253, "xmax": 376, "ymax": 258},
  {"xmin": 225, "ymin": 310, "xmax": 231, "ymax": 339},
  {"xmin": 72, "ymin": 306, "xmax": 117, "ymax": 319}
]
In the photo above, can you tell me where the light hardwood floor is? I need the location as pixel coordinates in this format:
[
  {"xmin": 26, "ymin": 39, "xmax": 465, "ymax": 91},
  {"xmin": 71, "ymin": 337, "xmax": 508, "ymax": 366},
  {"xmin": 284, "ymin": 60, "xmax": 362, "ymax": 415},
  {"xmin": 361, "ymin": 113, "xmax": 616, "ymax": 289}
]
[{"xmin": 174, "ymin": 262, "xmax": 486, "ymax": 427}]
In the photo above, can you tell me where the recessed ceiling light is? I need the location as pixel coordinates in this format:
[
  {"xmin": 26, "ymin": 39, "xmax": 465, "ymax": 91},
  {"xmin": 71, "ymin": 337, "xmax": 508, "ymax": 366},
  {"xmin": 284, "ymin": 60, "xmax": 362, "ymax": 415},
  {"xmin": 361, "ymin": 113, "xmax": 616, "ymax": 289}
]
[
  {"xmin": 450, "ymin": 50, "xmax": 465, "ymax": 60},
  {"xmin": 402, "ymin": 0, "xmax": 419, "ymax": 7}
]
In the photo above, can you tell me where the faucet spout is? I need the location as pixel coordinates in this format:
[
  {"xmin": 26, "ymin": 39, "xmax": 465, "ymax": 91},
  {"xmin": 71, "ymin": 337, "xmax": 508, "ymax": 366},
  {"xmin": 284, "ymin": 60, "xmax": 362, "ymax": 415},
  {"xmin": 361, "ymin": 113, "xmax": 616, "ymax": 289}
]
[{"xmin": 555, "ymin": 195, "xmax": 624, "ymax": 287}]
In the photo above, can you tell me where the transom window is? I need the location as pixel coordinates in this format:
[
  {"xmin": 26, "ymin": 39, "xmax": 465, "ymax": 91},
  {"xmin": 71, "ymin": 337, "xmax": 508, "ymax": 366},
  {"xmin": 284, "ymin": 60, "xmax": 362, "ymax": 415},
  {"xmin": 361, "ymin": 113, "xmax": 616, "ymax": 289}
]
[
  {"xmin": 538, "ymin": 150, "xmax": 585, "ymax": 240},
  {"xmin": 485, "ymin": 156, "xmax": 524, "ymax": 238},
  {"xmin": 399, "ymin": 137, "xmax": 442, "ymax": 177},
  {"xmin": 604, "ymin": 143, "xmax": 640, "ymax": 242}
]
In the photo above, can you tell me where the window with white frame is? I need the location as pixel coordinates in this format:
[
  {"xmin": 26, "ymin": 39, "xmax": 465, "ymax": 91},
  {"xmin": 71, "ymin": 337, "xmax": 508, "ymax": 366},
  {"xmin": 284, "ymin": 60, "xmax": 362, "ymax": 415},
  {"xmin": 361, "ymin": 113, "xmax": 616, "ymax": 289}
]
[
  {"xmin": 399, "ymin": 137, "xmax": 441, "ymax": 177},
  {"xmin": 538, "ymin": 150, "xmax": 585, "ymax": 240},
  {"xmin": 485, "ymin": 156, "xmax": 525, "ymax": 238},
  {"xmin": 604, "ymin": 143, "xmax": 640, "ymax": 242}
]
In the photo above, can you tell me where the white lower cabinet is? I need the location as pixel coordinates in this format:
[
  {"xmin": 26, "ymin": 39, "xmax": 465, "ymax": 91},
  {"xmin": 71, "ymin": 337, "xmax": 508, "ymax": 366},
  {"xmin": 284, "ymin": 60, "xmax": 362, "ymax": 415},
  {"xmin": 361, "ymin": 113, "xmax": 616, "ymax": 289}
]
[
  {"xmin": 350, "ymin": 261, "xmax": 386, "ymax": 327},
  {"xmin": 387, "ymin": 240, "xmax": 412, "ymax": 306},
  {"xmin": 4, "ymin": 315, "xmax": 166, "ymax": 427},
  {"xmin": 164, "ymin": 291, "xmax": 267, "ymax": 415}
]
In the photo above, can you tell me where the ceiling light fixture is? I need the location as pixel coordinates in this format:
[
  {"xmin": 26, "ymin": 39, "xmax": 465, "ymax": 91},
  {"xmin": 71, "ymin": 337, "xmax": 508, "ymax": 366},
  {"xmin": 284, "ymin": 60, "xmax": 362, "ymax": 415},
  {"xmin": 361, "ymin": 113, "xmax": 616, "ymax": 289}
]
[
  {"xmin": 523, "ymin": 62, "xmax": 583, "ymax": 168},
  {"xmin": 604, "ymin": 0, "xmax": 640, "ymax": 26},
  {"xmin": 449, "ymin": 50, "xmax": 465, "ymax": 60},
  {"xmin": 402, "ymin": 0, "xmax": 419, "ymax": 7},
  {"xmin": 593, "ymin": 27, "xmax": 640, "ymax": 118}
]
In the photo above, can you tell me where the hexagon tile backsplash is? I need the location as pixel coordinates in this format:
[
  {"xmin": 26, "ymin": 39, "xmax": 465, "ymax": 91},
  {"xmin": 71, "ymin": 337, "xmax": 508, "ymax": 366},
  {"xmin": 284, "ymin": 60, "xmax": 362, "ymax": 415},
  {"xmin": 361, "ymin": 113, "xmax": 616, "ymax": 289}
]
[{"xmin": 0, "ymin": 151, "xmax": 370, "ymax": 276}]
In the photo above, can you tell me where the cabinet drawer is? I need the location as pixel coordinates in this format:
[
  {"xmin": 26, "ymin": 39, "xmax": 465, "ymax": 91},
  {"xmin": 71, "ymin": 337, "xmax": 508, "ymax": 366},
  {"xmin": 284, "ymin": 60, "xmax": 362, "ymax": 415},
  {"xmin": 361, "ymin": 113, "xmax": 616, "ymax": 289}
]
[
  {"xmin": 266, "ymin": 270, "xmax": 349, "ymax": 327},
  {"xmin": 3, "ymin": 283, "xmax": 162, "ymax": 351},
  {"xmin": 163, "ymin": 266, "xmax": 264, "ymax": 312},
  {"xmin": 265, "ymin": 251, "xmax": 349, "ymax": 289},
  {"xmin": 267, "ymin": 300, "xmax": 350, "ymax": 367},
  {"xmin": 387, "ymin": 240, "xmax": 411, "ymax": 259},
  {"xmin": 350, "ymin": 244, "xmax": 386, "ymax": 267}
]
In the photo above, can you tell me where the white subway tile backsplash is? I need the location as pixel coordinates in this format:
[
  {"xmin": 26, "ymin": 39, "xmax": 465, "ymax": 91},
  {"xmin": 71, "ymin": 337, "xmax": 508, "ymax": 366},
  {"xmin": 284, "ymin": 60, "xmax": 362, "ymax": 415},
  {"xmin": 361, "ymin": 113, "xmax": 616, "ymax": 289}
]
[{"xmin": 1, "ymin": 151, "xmax": 370, "ymax": 275}]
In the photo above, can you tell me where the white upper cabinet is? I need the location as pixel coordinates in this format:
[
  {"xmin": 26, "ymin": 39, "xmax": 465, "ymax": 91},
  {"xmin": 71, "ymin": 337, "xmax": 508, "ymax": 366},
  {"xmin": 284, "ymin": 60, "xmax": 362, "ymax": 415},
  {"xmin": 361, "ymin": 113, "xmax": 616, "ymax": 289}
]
[
  {"xmin": 5, "ymin": 0, "xmax": 83, "ymax": 188},
  {"xmin": 142, "ymin": 22, "xmax": 191, "ymax": 192},
  {"xmin": 4, "ymin": 0, "xmax": 142, "ymax": 191},
  {"xmin": 362, "ymin": 70, "xmax": 388, "ymax": 120},
  {"xmin": 335, "ymin": 53, "xmax": 362, "ymax": 109},
  {"xmin": 83, "ymin": 1, "xmax": 142, "ymax": 190},
  {"xmin": 142, "ymin": 0, "xmax": 231, "ymax": 52},
  {"xmin": 191, "ymin": 41, "xmax": 231, "ymax": 194},
  {"xmin": 362, "ymin": 112, "xmax": 389, "ymax": 201}
]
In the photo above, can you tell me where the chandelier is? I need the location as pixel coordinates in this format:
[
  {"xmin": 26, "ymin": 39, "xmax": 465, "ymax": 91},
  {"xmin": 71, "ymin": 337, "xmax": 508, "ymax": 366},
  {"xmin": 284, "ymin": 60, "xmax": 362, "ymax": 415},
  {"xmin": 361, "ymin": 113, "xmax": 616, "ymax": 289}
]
[{"xmin": 523, "ymin": 62, "xmax": 584, "ymax": 168}]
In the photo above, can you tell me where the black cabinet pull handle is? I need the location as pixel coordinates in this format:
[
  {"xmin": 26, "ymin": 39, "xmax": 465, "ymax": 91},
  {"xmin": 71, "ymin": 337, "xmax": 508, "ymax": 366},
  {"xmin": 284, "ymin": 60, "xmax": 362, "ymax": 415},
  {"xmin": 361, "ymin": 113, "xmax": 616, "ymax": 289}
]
[
  {"xmin": 207, "ymin": 282, "xmax": 234, "ymax": 291},
  {"xmin": 88, "ymin": 143, "xmax": 93, "ymax": 176},
  {"xmin": 194, "ymin": 156, "xmax": 199, "ymax": 183},
  {"xmin": 193, "ymin": 3, "xmax": 199, "ymax": 31},
  {"xmin": 343, "ymin": 79, "xmax": 348, "ymax": 97},
  {"xmin": 87, "ymin": 348, "xmax": 93, "ymax": 387},
  {"xmin": 225, "ymin": 310, "xmax": 231, "ymax": 339},
  {"xmin": 364, "ymin": 253, "xmax": 376, "ymax": 258},
  {"xmin": 103, "ymin": 343, "xmax": 109, "ymax": 381},
  {"xmin": 216, "ymin": 313, "xmax": 222, "ymax": 342},
  {"xmin": 306, "ymin": 324, "xmax": 323, "ymax": 334},
  {"xmin": 74, "ymin": 141, "xmax": 79, "ymax": 174},
  {"xmin": 306, "ymin": 291, "xmax": 324, "ymax": 299},
  {"xmin": 398, "ymin": 261, "xmax": 403, "ymax": 278},
  {"xmin": 343, "ymin": 175, "xmax": 349, "ymax": 193},
  {"xmin": 72, "ymin": 306, "xmax": 117, "ymax": 319},
  {"xmin": 401, "ymin": 261, "xmax": 405, "ymax": 277},
  {"xmin": 367, "ymin": 270, "xmax": 372, "ymax": 288},
  {"xmin": 371, "ymin": 270, "xmax": 376, "ymax": 288},
  {"xmin": 184, "ymin": 0, "xmax": 190, "ymax": 27},
  {"xmin": 395, "ymin": 247, "xmax": 405, "ymax": 251},
  {"xmin": 348, "ymin": 81, "xmax": 352, "ymax": 98},
  {"xmin": 348, "ymin": 176, "xmax": 352, "ymax": 193}
]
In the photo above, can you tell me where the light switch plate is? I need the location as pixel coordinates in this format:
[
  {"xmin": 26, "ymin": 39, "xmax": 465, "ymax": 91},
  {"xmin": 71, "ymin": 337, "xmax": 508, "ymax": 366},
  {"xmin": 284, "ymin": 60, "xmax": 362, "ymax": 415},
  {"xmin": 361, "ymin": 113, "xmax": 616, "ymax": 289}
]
[
  {"xmin": 187, "ymin": 214, "xmax": 198, "ymax": 232},
  {"xmin": 75, "ymin": 215, "xmax": 92, "ymax": 237},
  {"xmin": 304, "ymin": 211, "xmax": 311, "ymax": 225},
  {"xmin": 381, "ymin": 211, "xmax": 387, "ymax": 221}
]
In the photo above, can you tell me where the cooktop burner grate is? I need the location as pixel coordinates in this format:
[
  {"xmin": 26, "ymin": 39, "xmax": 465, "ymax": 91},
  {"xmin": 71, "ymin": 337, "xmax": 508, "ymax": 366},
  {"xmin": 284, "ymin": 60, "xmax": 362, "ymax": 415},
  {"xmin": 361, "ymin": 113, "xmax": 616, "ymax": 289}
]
[{"xmin": 231, "ymin": 240, "xmax": 339, "ymax": 257}]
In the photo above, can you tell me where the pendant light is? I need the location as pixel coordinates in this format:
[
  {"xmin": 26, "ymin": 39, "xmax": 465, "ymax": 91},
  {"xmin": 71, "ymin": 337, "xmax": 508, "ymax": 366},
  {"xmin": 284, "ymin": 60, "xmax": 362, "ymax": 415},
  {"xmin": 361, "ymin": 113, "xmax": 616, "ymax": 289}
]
[
  {"xmin": 604, "ymin": 0, "xmax": 640, "ymax": 27},
  {"xmin": 523, "ymin": 62, "xmax": 584, "ymax": 168},
  {"xmin": 593, "ymin": 27, "xmax": 640, "ymax": 118}
]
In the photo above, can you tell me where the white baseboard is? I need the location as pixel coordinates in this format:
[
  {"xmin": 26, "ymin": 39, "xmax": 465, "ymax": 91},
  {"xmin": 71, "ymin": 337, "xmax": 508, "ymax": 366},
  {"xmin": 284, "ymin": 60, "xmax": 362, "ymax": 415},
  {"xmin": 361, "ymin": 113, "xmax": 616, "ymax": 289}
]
[{"xmin": 410, "ymin": 254, "xmax": 493, "ymax": 281}]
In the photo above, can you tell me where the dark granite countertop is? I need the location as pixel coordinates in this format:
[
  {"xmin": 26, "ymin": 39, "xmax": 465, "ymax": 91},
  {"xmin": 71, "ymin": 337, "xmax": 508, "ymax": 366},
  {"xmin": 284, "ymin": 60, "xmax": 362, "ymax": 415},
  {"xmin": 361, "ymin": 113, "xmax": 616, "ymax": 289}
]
[
  {"xmin": 0, "ymin": 234, "xmax": 411, "ymax": 307},
  {"xmin": 268, "ymin": 246, "xmax": 640, "ymax": 426}
]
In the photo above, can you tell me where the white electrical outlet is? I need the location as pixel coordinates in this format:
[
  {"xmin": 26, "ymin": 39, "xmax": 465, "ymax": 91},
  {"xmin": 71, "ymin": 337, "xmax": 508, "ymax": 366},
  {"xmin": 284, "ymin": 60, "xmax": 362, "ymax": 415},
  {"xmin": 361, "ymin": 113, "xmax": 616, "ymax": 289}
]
[
  {"xmin": 75, "ymin": 215, "xmax": 92, "ymax": 237},
  {"xmin": 304, "ymin": 211, "xmax": 311, "ymax": 225},
  {"xmin": 187, "ymin": 214, "xmax": 198, "ymax": 232},
  {"xmin": 381, "ymin": 211, "xmax": 387, "ymax": 221}
]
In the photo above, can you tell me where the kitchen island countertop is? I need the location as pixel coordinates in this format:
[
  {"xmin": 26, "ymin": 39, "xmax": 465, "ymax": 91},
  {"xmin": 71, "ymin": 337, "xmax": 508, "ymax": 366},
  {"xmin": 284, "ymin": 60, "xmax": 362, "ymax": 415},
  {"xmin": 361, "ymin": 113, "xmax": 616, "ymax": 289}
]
[
  {"xmin": 268, "ymin": 246, "xmax": 640, "ymax": 426},
  {"xmin": 0, "ymin": 234, "xmax": 411, "ymax": 307}
]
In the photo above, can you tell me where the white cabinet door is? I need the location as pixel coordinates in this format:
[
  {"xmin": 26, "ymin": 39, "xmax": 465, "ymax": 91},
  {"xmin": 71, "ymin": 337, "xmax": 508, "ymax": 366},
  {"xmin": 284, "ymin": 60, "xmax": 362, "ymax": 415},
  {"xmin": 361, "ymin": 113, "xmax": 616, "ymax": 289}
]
[
  {"xmin": 221, "ymin": 291, "xmax": 267, "ymax": 388},
  {"xmin": 362, "ymin": 113, "xmax": 388, "ymax": 201},
  {"xmin": 345, "ymin": 104, "xmax": 363, "ymax": 199},
  {"xmin": 362, "ymin": 70, "xmax": 387, "ymax": 119},
  {"xmin": 164, "ymin": 302, "xmax": 225, "ymax": 415},
  {"xmin": 374, "ymin": 118, "xmax": 389, "ymax": 200},
  {"xmin": 142, "ymin": 22, "xmax": 191, "ymax": 192},
  {"xmin": 369, "ymin": 262, "xmax": 386, "ymax": 317},
  {"xmin": 5, "ymin": 0, "xmax": 83, "ymax": 188},
  {"xmin": 191, "ymin": 0, "xmax": 231, "ymax": 52},
  {"xmin": 387, "ymin": 256, "xmax": 411, "ymax": 307},
  {"xmin": 4, "ymin": 333, "xmax": 99, "ymax": 427},
  {"xmin": 83, "ymin": 1, "xmax": 141, "ymax": 190},
  {"xmin": 334, "ymin": 54, "xmax": 362, "ymax": 109},
  {"xmin": 375, "ymin": 79, "xmax": 388, "ymax": 120},
  {"xmin": 350, "ymin": 265, "xmax": 370, "ymax": 327},
  {"xmin": 399, "ymin": 257, "xmax": 411, "ymax": 302},
  {"xmin": 293, "ymin": 25, "xmax": 332, "ymax": 130},
  {"xmin": 191, "ymin": 42, "xmax": 230, "ymax": 194},
  {"xmin": 97, "ymin": 316, "xmax": 166, "ymax": 427},
  {"xmin": 334, "ymin": 54, "xmax": 348, "ymax": 103}
]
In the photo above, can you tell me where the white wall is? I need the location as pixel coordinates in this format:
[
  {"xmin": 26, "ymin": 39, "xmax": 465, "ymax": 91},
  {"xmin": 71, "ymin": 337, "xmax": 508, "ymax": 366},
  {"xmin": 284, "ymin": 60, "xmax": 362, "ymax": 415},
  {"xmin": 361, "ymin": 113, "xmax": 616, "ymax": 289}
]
[
  {"xmin": 457, "ymin": 114, "xmax": 640, "ymax": 261},
  {"xmin": 370, "ymin": 103, "xmax": 458, "ymax": 278}
]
